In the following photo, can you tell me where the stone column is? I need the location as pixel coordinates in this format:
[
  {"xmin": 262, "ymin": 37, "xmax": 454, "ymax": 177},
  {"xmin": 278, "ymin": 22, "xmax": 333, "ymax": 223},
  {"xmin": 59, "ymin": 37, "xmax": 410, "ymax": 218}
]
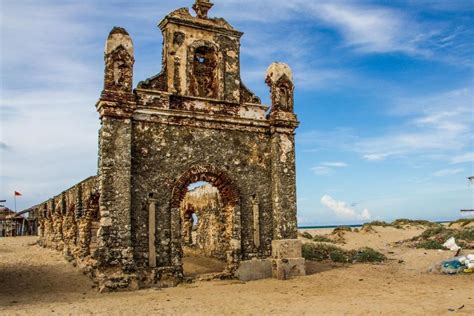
[
  {"xmin": 226, "ymin": 204, "xmax": 242, "ymax": 273},
  {"xmin": 170, "ymin": 206, "xmax": 182, "ymax": 269},
  {"xmin": 96, "ymin": 116, "xmax": 133, "ymax": 267},
  {"xmin": 148, "ymin": 199, "xmax": 157, "ymax": 268},
  {"xmin": 95, "ymin": 27, "xmax": 136, "ymax": 271},
  {"xmin": 266, "ymin": 63, "xmax": 299, "ymax": 240},
  {"xmin": 252, "ymin": 196, "xmax": 260, "ymax": 249}
]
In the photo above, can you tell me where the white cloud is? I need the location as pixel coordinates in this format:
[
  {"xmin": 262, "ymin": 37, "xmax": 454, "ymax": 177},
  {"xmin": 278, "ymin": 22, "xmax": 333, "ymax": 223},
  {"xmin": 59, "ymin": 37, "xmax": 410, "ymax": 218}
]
[
  {"xmin": 363, "ymin": 153, "xmax": 396, "ymax": 161},
  {"xmin": 311, "ymin": 161, "xmax": 348, "ymax": 175},
  {"xmin": 220, "ymin": 0, "xmax": 472, "ymax": 64},
  {"xmin": 360, "ymin": 209, "xmax": 371, "ymax": 221},
  {"xmin": 311, "ymin": 166, "xmax": 332, "ymax": 175},
  {"xmin": 321, "ymin": 195, "xmax": 371, "ymax": 221},
  {"xmin": 358, "ymin": 88, "xmax": 473, "ymax": 162},
  {"xmin": 321, "ymin": 162, "xmax": 348, "ymax": 168},
  {"xmin": 451, "ymin": 152, "xmax": 474, "ymax": 164},
  {"xmin": 305, "ymin": 2, "xmax": 428, "ymax": 56},
  {"xmin": 433, "ymin": 168, "xmax": 464, "ymax": 177}
]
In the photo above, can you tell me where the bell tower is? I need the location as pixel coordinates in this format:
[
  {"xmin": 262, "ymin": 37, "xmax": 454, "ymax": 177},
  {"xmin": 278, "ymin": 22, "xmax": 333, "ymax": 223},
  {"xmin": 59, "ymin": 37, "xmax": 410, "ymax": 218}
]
[{"xmin": 138, "ymin": 0, "xmax": 248, "ymax": 103}]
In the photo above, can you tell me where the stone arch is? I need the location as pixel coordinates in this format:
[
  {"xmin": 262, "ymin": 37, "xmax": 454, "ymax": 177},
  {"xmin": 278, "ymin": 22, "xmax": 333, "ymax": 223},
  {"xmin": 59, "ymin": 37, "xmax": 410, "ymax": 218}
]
[
  {"xmin": 170, "ymin": 164, "xmax": 239, "ymax": 208},
  {"xmin": 169, "ymin": 164, "xmax": 241, "ymax": 274},
  {"xmin": 187, "ymin": 40, "xmax": 221, "ymax": 99},
  {"xmin": 62, "ymin": 198, "xmax": 78, "ymax": 248}
]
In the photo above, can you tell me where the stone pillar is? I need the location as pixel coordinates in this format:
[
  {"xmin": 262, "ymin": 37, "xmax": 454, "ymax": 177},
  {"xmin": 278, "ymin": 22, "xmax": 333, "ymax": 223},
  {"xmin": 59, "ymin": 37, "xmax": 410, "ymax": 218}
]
[
  {"xmin": 95, "ymin": 27, "xmax": 136, "ymax": 270},
  {"xmin": 271, "ymin": 239, "xmax": 305, "ymax": 280},
  {"xmin": 226, "ymin": 204, "xmax": 242, "ymax": 273},
  {"xmin": 266, "ymin": 63, "xmax": 299, "ymax": 240},
  {"xmin": 265, "ymin": 63, "xmax": 305, "ymax": 279},
  {"xmin": 252, "ymin": 196, "xmax": 260, "ymax": 249},
  {"xmin": 148, "ymin": 200, "xmax": 157, "ymax": 268},
  {"xmin": 170, "ymin": 206, "xmax": 182, "ymax": 269}
]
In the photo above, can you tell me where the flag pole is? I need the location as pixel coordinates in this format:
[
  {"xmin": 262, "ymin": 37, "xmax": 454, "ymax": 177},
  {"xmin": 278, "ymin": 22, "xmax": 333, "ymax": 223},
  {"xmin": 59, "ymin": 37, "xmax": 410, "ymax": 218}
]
[{"xmin": 14, "ymin": 192, "xmax": 17, "ymax": 212}]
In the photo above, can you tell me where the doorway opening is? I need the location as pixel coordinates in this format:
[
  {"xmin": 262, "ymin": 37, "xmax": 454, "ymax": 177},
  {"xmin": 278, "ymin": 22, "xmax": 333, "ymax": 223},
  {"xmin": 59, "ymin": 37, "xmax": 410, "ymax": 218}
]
[{"xmin": 180, "ymin": 181, "xmax": 228, "ymax": 277}]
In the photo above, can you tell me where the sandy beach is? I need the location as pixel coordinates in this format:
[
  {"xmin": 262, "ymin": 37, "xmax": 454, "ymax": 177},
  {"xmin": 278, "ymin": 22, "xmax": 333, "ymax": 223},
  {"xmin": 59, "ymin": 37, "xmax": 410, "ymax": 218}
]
[{"xmin": 1, "ymin": 225, "xmax": 473, "ymax": 315}]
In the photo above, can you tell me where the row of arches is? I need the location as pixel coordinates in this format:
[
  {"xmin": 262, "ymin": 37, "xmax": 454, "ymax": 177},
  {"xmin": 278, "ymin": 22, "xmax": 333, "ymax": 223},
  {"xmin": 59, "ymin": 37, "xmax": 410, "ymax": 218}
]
[{"xmin": 37, "ymin": 179, "xmax": 100, "ymax": 259}]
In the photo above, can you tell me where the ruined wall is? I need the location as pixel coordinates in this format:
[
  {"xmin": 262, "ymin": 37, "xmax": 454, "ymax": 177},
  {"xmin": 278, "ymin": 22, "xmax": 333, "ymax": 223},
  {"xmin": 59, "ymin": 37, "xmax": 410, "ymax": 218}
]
[
  {"xmin": 130, "ymin": 119, "xmax": 274, "ymax": 268},
  {"xmin": 94, "ymin": 2, "xmax": 299, "ymax": 288},
  {"xmin": 35, "ymin": 176, "xmax": 100, "ymax": 267},
  {"xmin": 26, "ymin": 1, "xmax": 301, "ymax": 292}
]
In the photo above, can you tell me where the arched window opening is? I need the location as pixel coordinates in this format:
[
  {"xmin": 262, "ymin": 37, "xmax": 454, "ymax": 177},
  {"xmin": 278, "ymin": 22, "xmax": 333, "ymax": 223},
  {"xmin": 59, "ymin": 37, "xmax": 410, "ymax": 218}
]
[{"xmin": 191, "ymin": 46, "xmax": 218, "ymax": 98}]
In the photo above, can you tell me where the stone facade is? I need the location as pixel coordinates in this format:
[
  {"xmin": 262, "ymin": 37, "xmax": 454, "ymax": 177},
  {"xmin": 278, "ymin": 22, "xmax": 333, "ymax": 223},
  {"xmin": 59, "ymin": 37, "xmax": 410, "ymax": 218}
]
[{"xmin": 30, "ymin": 0, "xmax": 304, "ymax": 291}]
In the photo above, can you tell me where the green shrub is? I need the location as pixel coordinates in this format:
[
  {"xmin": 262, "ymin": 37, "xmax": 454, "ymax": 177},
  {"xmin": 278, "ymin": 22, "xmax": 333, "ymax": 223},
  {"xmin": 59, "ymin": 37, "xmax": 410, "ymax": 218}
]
[
  {"xmin": 333, "ymin": 226, "xmax": 352, "ymax": 233},
  {"xmin": 392, "ymin": 219, "xmax": 439, "ymax": 227},
  {"xmin": 329, "ymin": 249, "xmax": 351, "ymax": 263},
  {"xmin": 302, "ymin": 243, "xmax": 346, "ymax": 261},
  {"xmin": 410, "ymin": 226, "xmax": 473, "ymax": 249},
  {"xmin": 416, "ymin": 240, "xmax": 445, "ymax": 250},
  {"xmin": 454, "ymin": 227, "xmax": 474, "ymax": 241},
  {"xmin": 300, "ymin": 231, "xmax": 313, "ymax": 239},
  {"xmin": 448, "ymin": 219, "xmax": 474, "ymax": 227},
  {"xmin": 360, "ymin": 224, "xmax": 376, "ymax": 233},
  {"xmin": 312, "ymin": 235, "xmax": 335, "ymax": 243},
  {"xmin": 420, "ymin": 226, "xmax": 451, "ymax": 239},
  {"xmin": 302, "ymin": 243, "xmax": 385, "ymax": 263},
  {"xmin": 364, "ymin": 221, "xmax": 390, "ymax": 227},
  {"xmin": 352, "ymin": 247, "xmax": 386, "ymax": 263}
]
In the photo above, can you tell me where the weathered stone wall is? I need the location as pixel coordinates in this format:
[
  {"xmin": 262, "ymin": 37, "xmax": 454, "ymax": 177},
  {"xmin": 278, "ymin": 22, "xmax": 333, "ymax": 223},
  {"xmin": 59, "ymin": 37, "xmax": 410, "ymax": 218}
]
[
  {"xmin": 35, "ymin": 176, "xmax": 100, "ymax": 268},
  {"xmin": 129, "ymin": 117, "xmax": 274, "ymax": 269}
]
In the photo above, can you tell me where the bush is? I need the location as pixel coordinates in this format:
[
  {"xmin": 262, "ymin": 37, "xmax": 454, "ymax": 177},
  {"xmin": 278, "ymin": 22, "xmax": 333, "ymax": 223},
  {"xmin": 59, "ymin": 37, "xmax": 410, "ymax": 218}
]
[
  {"xmin": 364, "ymin": 221, "xmax": 390, "ymax": 227},
  {"xmin": 416, "ymin": 240, "xmax": 445, "ymax": 250},
  {"xmin": 448, "ymin": 219, "xmax": 474, "ymax": 227},
  {"xmin": 420, "ymin": 226, "xmax": 451, "ymax": 239},
  {"xmin": 454, "ymin": 227, "xmax": 474, "ymax": 241},
  {"xmin": 392, "ymin": 219, "xmax": 439, "ymax": 227},
  {"xmin": 312, "ymin": 235, "xmax": 335, "ymax": 243},
  {"xmin": 300, "ymin": 231, "xmax": 313, "ymax": 239},
  {"xmin": 409, "ymin": 226, "xmax": 473, "ymax": 250},
  {"xmin": 302, "ymin": 243, "xmax": 385, "ymax": 263},
  {"xmin": 302, "ymin": 243, "xmax": 347, "ymax": 262},
  {"xmin": 352, "ymin": 247, "xmax": 386, "ymax": 263},
  {"xmin": 333, "ymin": 226, "xmax": 352, "ymax": 234},
  {"xmin": 329, "ymin": 249, "xmax": 351, "ymax": 263},
  {"xmin": 360, "ymin": 224, "xmax": 376, "ymax": 233}
]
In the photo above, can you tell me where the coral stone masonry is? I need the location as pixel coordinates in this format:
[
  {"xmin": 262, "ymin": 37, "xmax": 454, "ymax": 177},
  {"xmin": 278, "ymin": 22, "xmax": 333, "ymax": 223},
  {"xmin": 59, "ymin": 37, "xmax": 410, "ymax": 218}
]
[{"xmin": 30, "ymin": 0, "xmax": 304, "ymax": 291}]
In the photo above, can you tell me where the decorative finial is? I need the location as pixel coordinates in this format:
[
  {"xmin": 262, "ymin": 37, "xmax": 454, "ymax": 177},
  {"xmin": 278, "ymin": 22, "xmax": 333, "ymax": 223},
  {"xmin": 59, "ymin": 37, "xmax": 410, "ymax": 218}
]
[{"xmin": 193, "ymin": 0, "xmax": 214, "ymax": 19}]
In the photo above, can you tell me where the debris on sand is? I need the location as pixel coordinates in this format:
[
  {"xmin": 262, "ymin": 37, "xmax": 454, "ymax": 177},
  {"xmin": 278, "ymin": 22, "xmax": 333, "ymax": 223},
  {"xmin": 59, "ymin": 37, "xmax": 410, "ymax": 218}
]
[
  {"xmin": 439, "ymin": 254, "xmax": 474, "ymax": 275},
  {"xmin": 406, "ymin": 226, "xmax": 474, "ymax": 250}
]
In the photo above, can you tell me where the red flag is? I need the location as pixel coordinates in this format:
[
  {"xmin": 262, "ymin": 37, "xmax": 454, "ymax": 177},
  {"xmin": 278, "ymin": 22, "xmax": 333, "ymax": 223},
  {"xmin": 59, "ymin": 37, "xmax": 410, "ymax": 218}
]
[{"xmin": 14, "ymin": 191, "xmax": 22, "ymax": 196}]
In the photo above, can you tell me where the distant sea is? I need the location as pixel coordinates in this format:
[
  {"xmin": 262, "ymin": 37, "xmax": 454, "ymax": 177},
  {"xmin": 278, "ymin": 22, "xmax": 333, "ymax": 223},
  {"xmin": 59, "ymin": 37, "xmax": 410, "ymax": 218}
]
[
  {"xmin": 298, "ymin": 220, "xmax": 452, "ymax": 230},
  {"xmin": 298, "ymin": 224, "xmax": 362, "ymax": 230}
]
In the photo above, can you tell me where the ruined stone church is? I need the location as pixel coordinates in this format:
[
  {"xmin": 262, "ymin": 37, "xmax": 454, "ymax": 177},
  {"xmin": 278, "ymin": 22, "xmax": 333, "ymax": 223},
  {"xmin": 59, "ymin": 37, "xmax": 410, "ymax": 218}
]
[{"xmin": 32, "ymin": 0, "xmax": 305, "ymax": 291}]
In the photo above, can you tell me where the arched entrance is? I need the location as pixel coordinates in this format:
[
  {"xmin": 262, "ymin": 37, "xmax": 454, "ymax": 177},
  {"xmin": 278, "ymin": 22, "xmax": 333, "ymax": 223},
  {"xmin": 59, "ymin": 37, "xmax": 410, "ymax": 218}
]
[{"xmin": 169, "ymin": 164, "xmax": 241, "ymax": 277}]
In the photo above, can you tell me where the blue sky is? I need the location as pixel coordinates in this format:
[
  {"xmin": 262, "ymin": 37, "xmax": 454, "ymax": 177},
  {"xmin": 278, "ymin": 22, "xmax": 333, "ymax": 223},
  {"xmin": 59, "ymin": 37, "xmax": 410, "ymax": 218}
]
[{"xmin": 1, "ymin": 0, "xmax": 473, "ymax": 225}]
